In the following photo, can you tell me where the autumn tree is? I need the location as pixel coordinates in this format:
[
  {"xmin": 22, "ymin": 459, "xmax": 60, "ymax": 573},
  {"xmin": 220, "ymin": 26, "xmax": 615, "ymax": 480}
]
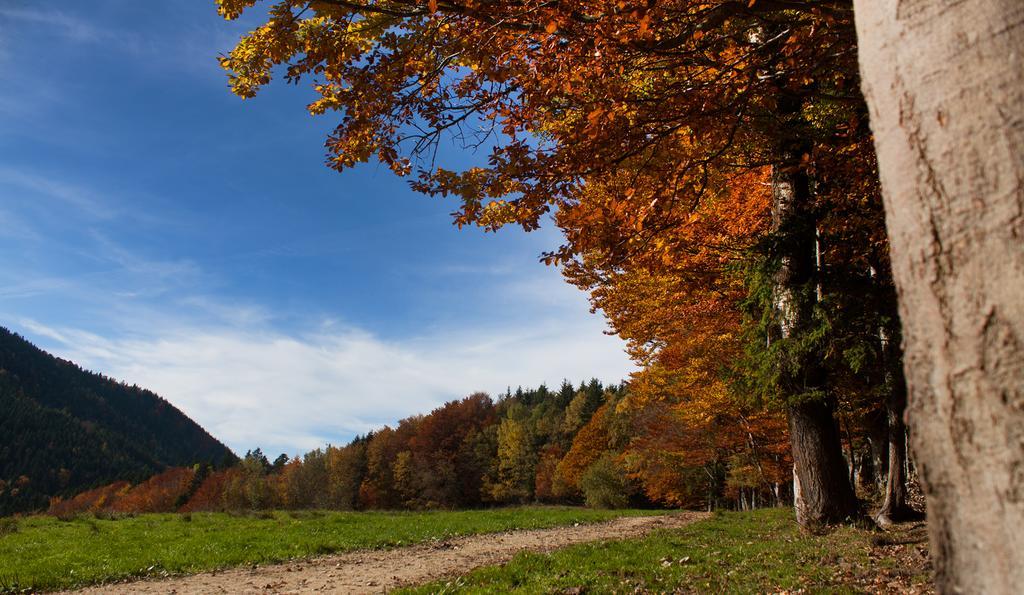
[
  {"xmin": 489, "ymin": 415, "xmax": 536, "ymax": 503},
  {"xmin": 223, "ymin": 450, "xmax": 274, "ymax": 510},
  {"xmin": 409, "ymin": 393, "xmax": 496, "ymax": 507},
  {"xmin": 214, "ymin": 0, "xmax": 893, "ymax": 525},
  {"xmin": 359, "ymin": 424, "xmax": 414, "ymax": 509},
  {"xmin": 180, "ymin": 469, "xmax": 236, "ymax": 512},
  {"xmin": 553, "ymin": 403, "xmax": 614, "ymax": 500},
  {"xmin": 579, "ymin": 453, "xmax": 631, "ymax": 509},
  {"xmin": 325, "ymin": 441, "xmax": 367, "ymax": 510}
]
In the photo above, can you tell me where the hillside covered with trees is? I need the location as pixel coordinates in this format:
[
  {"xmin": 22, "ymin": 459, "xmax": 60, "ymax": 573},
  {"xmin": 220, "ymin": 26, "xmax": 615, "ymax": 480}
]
[
  {"xmin": 0, "ymin": 327, "xmax": 236, "ymax": 515},
  {"xmin": 52, "ymin": 376, "xmax": 899, "ymax": 517}
]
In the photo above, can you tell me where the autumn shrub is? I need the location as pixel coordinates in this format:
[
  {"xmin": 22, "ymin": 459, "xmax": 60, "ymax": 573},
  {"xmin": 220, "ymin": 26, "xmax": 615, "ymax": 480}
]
[
  {"xmin": 179, "ymin": 469, "xmax": 234, "ymax": 512},
  {"xmin": 580, "ymin": 454, "xmax": 630, "ymax": 509},
  {"xmin": 111, "ymin": 467, "xmax": 195, "ymax": 513},
  {"xmin": 47, "ymin": 481, "xmax": 131, "ymax": 517},
  {"xmin": 93, "ymin": 509, "xmax": 136, "ymax": 521}
]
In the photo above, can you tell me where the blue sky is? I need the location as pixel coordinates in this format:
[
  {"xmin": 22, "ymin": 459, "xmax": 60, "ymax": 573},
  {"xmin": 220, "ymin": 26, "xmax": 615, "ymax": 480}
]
[{"xmin": 0, "ymin": 1, "xmax": 635, "ymax": 456}]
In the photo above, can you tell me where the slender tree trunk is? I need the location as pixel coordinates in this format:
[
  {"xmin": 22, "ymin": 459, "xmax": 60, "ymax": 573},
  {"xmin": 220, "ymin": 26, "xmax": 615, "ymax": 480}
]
[
  {"xmin": 842, "ymin": 415, "xmax": 857, "ymax": 487},
  {"xmin": 877, "ymin": 298, "xmax": 918, "ymax": 526},
  {"xmin": 771, "ymin": 128, "xmax": 860, "ymax": 527},
  {"xmin": 876, "ymin": 371, "xmax": 916, "ymax": 526},
  {"xmin": 856, "ymin": 443, "xmax": 875, "ymax": 494},
  {"xmin": 854, "ymin": 1, "xmax": 1024, "ymax": 591},
  {"xmin": 865, "ymin": 407, "xmax": 889, "ymax": 495}
]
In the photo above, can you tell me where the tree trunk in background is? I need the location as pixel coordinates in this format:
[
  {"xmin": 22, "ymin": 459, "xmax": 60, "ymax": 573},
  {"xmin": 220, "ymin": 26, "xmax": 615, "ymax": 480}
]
[
  {"xmin": 877, "ymin": 305, "xmax": 917, "ymax": 525},
  {"xmin": 865, "ymin": 407, "xmax": 889, "ymax": 494},
  {"xmin": 854, "ymin": 1, "xmax": 1024, "ymax": 591},
  {"xmin": 857, "ymin": 443, "xmax": 875, "ymax": 493},
  {"xmin": 771, "ymin": 132, "xmax": 860, "ymax": 527},
  {"xmin": 876, "ymin": 371, "xmax": 914, "ymax": 526},
  {"xmin": 789, "ymin": 399, "xmax": 861, "ymax": 526}
]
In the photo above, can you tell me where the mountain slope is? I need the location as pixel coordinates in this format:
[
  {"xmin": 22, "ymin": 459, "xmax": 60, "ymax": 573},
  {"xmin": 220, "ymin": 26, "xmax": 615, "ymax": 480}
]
[{"xmin": 0, "ymin": 327, "xmax": 236, "ymax": 515}]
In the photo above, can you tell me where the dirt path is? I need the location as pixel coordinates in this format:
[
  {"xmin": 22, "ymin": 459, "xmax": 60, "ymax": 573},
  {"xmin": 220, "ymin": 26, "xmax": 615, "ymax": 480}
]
[{"xmin": 67, "ymin": 512, "xmax": 707, "ymax": 594}]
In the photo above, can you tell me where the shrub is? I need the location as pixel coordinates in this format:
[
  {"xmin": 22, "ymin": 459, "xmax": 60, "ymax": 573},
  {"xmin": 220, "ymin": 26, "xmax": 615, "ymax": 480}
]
[
  {"xmin": 0, "ymin": 517, "xmax": 18, "ymax": 536},
  {"xmin": 580, "ymin": 453, "xmax": 629, "ymax": 509},
  {"xmin": 93, "ymin": 510, "xmax": 135, "ymax": 521}
]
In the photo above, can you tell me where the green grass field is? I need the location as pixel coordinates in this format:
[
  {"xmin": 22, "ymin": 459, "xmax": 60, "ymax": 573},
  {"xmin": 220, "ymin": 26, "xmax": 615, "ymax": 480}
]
[
  {"xmin": 0, "ymin": 507, "xmax": 657, "ymax": 593},
  {"xmin": 402, "ymin": 508, "xmax": 933, "ymax": 594}
]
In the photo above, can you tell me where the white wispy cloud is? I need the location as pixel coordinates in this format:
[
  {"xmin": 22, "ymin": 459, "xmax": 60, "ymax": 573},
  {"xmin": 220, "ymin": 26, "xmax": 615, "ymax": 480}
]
[
  {"xmin": 0, "ymin": 167, "xmax": 117, "ymax": 220},
  {"xmin": 1, "ymin": 212, "xmax": 635, "ymax": 458},
  {"xmin": 1, "ymin": 174, "xmax": 634, "ymax": 458},
  {"xmin": 0, "ymin": 7, "xmax": 102, "ymax": 43},
  {"xmin": 18, "ymin": 303, "xmax": 634, "ymax": 457}
]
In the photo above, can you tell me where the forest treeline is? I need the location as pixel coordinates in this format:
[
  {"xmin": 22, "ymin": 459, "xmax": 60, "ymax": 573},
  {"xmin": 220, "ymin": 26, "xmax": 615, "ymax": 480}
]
[
  {"xmin": 50, "ymin": 373, "xmax": 908, "ymax": 517},
  {"xmin": 0, "ymin": 327, "xmax": 236, "ymax": 516},
  {"xmin": 50, "ymin": 380, "xmax": 789, "ymax": 515}
]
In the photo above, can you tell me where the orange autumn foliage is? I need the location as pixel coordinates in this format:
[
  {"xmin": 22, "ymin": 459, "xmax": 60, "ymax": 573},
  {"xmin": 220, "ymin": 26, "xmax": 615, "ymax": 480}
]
[
  {"xmin": 47, "ymin": 481, "xmax": 131, "ymax": 517},
  {"xmin": 216, "ymin": 0, "xmax": 859, "ymax": 234},
  {"xmin": 553, "ymin": 403, "xmax": 613, "ymax": 498},
  {"xmin": 555, "ymin": 160, "xmax": 791, "ymax": 507},
  {"xmin": 47, "ymin": 467, "xmax": 200, "ymax": 515},
  {"xmin": 533, "ymin": 443, "xmax": 565, "ymax": 502},
  {"xmin": 179, "ymin": 468, "xmax": 238, "ymax": 512},
  {"xmin": 109, "ymin": 467, "xmax": 196, "ymax": 513}
]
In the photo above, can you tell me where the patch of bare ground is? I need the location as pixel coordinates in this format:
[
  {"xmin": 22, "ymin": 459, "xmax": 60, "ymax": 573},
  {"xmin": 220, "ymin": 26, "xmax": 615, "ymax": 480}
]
[{"xmin": 64, "ymin": 512, "xmax": 707, "ymax": 594}]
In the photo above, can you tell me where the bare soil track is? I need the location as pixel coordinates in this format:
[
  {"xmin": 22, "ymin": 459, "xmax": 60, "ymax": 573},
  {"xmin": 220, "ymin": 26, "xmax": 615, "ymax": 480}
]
[{"xmin": 66, "ymin": 511, "xmax": 707, "ymax": 594}]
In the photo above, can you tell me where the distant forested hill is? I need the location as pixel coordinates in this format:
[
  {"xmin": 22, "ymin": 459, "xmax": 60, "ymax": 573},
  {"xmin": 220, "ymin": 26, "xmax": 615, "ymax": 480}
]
[{"xmin": 0, "ymin": 327, "xmax": 236, "ymax": 515}]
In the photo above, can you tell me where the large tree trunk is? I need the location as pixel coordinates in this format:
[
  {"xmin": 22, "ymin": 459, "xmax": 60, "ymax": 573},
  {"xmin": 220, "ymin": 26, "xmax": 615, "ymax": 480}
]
[
  {"xmin": 853, "ymin": 1, "xmax": 1024, "ymax": 591},
  {"xmin": 771, "ymin": 130, "xmax": 860, "ymax": 527},
  {"xmin": 789, "ymin": 399, "xmax": 861, "ymax": 526}
]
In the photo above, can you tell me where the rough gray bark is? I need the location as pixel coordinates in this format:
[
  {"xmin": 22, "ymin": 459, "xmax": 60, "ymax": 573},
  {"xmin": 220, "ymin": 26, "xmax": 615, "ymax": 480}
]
[{"xmin": 854, "ymin": 0, "xmax": 1024, "ymax": 591}]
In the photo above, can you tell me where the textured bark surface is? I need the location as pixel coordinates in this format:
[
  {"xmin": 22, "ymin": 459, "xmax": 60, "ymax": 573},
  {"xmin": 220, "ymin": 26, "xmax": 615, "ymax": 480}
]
[
  {"xmin": 789, "ymin": 399, "xmax": 861, "ymax": 526},
  {"xmin": 878, "ymin": 328, "xmax": 917, "ymax": 526},
  {"xmin": 877, "ymin": 396, "xmax": 913, "ymax": 526},
  {"xmin": 771, "ymin": 139, "xmax": 859, "ymax": 527},
  {"xmin": 854, "ymin": 0, "xmax": 1024, "ymax": 591}
]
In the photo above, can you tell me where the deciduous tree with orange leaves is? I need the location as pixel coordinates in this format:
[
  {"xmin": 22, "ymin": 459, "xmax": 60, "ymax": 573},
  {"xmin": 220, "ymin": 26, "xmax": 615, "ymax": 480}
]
[{"xmin": 214, "ymin": 0, "xmax": 911, "ymax": 528}]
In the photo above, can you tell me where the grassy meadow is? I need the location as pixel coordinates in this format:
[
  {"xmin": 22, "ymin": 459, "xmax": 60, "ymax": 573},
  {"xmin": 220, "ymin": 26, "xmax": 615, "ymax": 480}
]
[
  {"xmin": 0, "ymin": 506, "xmax": 656, "ymax": 592},
  {"xmin": 403, "ymin": 508, "xmax": 933, "ymax": 594}
]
